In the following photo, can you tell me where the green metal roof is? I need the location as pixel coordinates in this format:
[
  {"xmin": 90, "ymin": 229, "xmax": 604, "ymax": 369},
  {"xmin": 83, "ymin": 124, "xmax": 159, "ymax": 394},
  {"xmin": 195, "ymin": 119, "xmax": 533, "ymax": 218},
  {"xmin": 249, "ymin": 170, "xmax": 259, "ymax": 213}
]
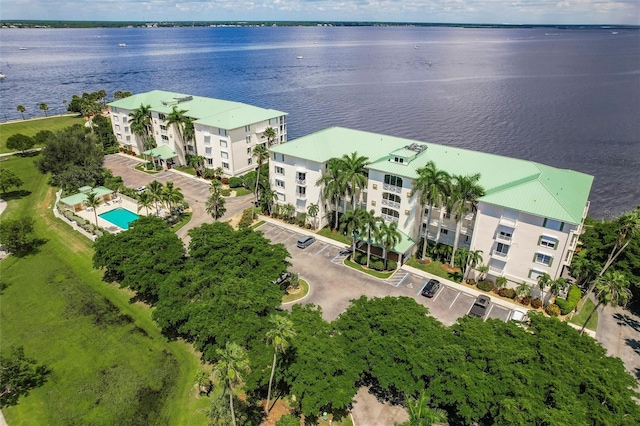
[
  {"xmin": 60, "ymin": 186, "xmax": 113, "ymax": 206},
  {"xmin": 144, "ymin": 145, "xmax": 177, "ymax": 160},
  {"xmin": 108, "ymin": 90, "xmax": 287, "ymax": 130},
  {"xmin": 271, "ymin": 127, "xmax": 593, "ymax": 224},
  {"xmin": 395, "ymin": 230, "xmax": 415, "ymax": 254}
]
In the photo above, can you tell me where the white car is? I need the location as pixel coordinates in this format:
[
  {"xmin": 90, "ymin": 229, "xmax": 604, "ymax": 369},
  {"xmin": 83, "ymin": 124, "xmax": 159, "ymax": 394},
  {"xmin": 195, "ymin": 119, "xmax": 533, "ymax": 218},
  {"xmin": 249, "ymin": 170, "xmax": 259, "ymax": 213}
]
[
  {"xmin": 510, "ymin": 308, "xmax": 529, "ymax": 322},
  {"xmin": 136, "ymin": 186, "xmax": 146, "ymax": 192}
]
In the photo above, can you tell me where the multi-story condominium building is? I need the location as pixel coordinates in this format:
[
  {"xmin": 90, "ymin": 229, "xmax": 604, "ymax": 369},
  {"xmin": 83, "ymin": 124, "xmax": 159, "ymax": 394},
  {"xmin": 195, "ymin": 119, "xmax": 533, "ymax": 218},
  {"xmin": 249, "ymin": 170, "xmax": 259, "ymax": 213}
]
[
  {"xmin": 269, "ymin": 127, "xmax": 593, "ymax": 285},
  {"xmin": 107, "ymin": 90, "xmax": 287, "ymax": 176}
]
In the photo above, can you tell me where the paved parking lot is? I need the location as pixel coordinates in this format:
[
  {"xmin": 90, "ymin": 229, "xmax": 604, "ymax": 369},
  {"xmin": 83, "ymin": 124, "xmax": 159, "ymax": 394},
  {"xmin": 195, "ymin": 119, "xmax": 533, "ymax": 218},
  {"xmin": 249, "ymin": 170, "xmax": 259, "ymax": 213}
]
[{"xmin": 257, "ymin": 220, "xmax": 518, "ymax": 325}]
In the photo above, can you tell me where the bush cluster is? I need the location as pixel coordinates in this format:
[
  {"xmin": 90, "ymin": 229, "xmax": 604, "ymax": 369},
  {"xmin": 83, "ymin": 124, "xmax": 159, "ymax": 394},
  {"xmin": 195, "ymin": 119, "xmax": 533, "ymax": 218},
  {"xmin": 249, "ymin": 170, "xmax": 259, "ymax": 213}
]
[
  {"xmin": 545, "ymin": 304, "xmax": 561, "ymax": 317},
  {"xmin": 498, "ymin": 288, "xmax": 517, "ymax": 299},
  {"xmin": 238, "ymin": 209, "xmax": 254, "ymax": 229},
  {"xmin": 477, "ymin": 280, "xmax": 494, "ymax": 292},
  {"xmin": 221, "ymin": 177, "xmax": 229, "ymax": 185},
  {"xmin": 555, "ymin": 285, "xmax": 581, "ymax": 315},
  {"xmin": 228, "ymin": 177, "xmax": 243, "ymax": 188},
  {"xmin": 352, "ymin": 251, "xmax": 397, "ymax": 272},
  {"xmin": 520, "ymin": 296, "xmax": 532, "ymax": 306},
  {"xmin": 531, "ymin": 298, "xmax": 543, "ymax": 309},
  {"xmin": 221, "ymin": 189, "xmax": 231, "ymax": 197}
]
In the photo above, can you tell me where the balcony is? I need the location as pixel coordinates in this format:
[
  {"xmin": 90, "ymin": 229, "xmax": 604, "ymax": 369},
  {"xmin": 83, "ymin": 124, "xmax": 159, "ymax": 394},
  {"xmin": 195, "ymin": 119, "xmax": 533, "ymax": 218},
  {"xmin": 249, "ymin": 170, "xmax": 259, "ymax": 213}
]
[
  {"xmin": 381, "ymin": 213, "xmax": 399, "ymax": 223},
  {"xmin": 381, "ymin": 199, "xmax": 401, "ymax": 209},
  {"xmin": 464, "ymin": 212, "xmax": 475, "ymax": 221},
  {"xmin": 295, "ymin": 178, "xmax": 306, "ymax": 186},
  {"xmin": 495, "ymin": 233, "xmax": 512, "ymax": 243},
  {"xmin": 460, "ymin": 227, "xmax": 470, "ymax": 235},
  {"xmin": 382, "ymin": 183, "xmax": 402, "ymax": 194},
  {"xmin": 499, "ymin": 215, "xmax": 518, "ymax": 227},
  {"xmin": 491, "ymin": 250, "xmax": 509, "ymax": 260},
  {"xmin": 296, "ymin": 192, "xmax": 307, "ymax": 200},
  {"xmin": 489, "ymin": 265, "xmax": 504, "ymax": 275}
]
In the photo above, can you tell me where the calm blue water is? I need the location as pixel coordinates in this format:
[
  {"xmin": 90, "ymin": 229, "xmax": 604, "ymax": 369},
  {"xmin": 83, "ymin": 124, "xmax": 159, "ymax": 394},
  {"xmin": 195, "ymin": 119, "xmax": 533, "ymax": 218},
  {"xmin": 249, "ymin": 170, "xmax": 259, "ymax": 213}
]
[
  {"xmin": 99, "ymin": 207, "xmax": 139, "ymax": 230},
  {"xmin": 1, "ymin": 26, "xmax": 638, "ymax": 218}
]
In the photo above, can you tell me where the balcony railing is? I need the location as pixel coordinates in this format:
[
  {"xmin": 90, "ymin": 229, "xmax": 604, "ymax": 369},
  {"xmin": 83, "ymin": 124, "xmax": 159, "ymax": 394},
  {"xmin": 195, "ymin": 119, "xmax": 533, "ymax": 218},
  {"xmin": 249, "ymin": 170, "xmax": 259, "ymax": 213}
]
[
  {"xmin": 381, "ymin": 213, "xmax": 399, "ymax": 223},
  {"xmin": 381, "ymin": 199, "xmax": 401, "ymax": 209},
  {"xmin": 295, "ymin": 178, "xmax": 306, "ymax": 185},
  {"xmin": 464, "ymin": 212, "xmax": 475, "ymax": 221},
  {"xmin": 492, "ymin": 250, "xmax": 509, "ymax": 260},
  {"xmin": 296, "ymin": 193, "xmax": 307, "ymax": 199},
  {"xmin": 495, "ymin": 233, "xmax": 512, "ymax": 243},
  {"xmin": 382, "ymin": 183, "xmax": 402, "ymax": 194},
  {"xmin": 489, "ymin": 265, "xmax": 504, "ymax": 274},
  {"xmin": 499, "ymin": 216, "xmax": 518, "ymax": 227}
]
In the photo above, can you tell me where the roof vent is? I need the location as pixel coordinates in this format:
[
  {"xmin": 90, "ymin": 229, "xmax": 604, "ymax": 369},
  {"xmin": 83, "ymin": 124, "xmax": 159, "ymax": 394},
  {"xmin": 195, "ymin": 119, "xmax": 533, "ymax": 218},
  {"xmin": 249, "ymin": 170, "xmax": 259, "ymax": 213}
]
[{"xmin": 404, "ymin": 143, "xmax": 427, "ymax": 154}]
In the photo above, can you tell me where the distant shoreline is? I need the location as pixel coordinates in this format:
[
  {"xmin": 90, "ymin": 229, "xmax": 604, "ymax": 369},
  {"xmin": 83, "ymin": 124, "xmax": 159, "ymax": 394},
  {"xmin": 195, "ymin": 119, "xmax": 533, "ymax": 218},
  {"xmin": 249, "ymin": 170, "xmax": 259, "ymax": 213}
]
[{"xmin": 2, "ymin": 20, "xmax": 639, "ymax": 30}]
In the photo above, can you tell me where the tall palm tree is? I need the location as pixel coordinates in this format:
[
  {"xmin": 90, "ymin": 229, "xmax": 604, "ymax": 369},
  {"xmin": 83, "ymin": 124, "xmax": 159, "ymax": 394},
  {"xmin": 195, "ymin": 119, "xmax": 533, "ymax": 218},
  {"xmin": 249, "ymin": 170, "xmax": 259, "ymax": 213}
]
[
  {"xmin": 400, "ymin": 392, "xmax": 448, "ymax": 426},
  {"xmin": 38, "ymin": 102, "xmax": 49, "ymax": 117},
  {"xmin": 340, "ymin": 209, "xmax": 364, "ymax": 261},
  {"xmin": 163, "ymin": 182, "xmax": 184, "ymax": 209},
  {"xmin": 338, "ymin": 152, "xmax": 369, "ymax": 211},
  {"xmin": 206, "ymin": 192, "xmax": 227, "ymax": 221},
  {"xmin": 85, "ymin": 192, "xmax": 100, "ymax": 227},
  {"xmin": 147, "ymin": 180, "xmax": 165, "ymax": 215},
  {"xmin": 211, "ymin": 342, "xmax": 250, "ymax": 426},
  {"xmin": 412, "ymin": 161, "xmax": 451, "ymax": 259},
  {"xmin": 262, "ymin": 126, "xmax": 277, "ymax": 147},
  {"xmin": 252, "ymin": 144, "xmax": 269, "ymax": 217},
  {"xmin": 464, "ymin": 249, "xmax": 484, "ymax": 280},
  {"xmin": 187, "ymin": 155, "xmax": 205, "ymax": 177},
  {"xmin": 447, "ymin": 173, "xmax": 485, "ymax": 268},
  {"xmin": 570, "ymin": 253, "xmax": 598, "ymax": 286},
  {"xmin": 129, "ymin": 104, "xmax": 152, "ymax": 151},
  {"xmin": 166, "ymin": 105, "xmax": 189, "ymax": 147},
  {"xmin": 316, "ymin": 158, "xmax": 345, "ymax": 230},
  {"xmin": 580, "ymin": 271, "xmax": 631, "ymax": 335},
  {"xmin": 537, "ymin": 273, "xmax": 553, "ymax": 306},
  {"xmin": 262, "ymin": 187, "xmax": 278, "ymax": 215},
  {"xmin": 476, "ymin": 264, "xmax": 489, "ymax": 281},
  {"xmin": 307, "ymin": 203, "xmax": 319, "ymax": 229},
  {"xmin": 549, "ymin": 277, "xmax": 568, "ymax": 301},
  {"xmin": 265, "ymin": 315, "xmax": 296, "ymax": 415},
  {"xmin": 282, "ymin": 203, "xmax": 295, "ymax": 222},
  {"xmin": 16, "ymin": 105, "xmax": 26, "ymax": 120},
  {"xmin": 137, "ymin": 191, "xmax": 153, "ymax": 215},
  {"xmin": 377, "ymin": 220, "xmax": 401, "ymax": 271},
  {"xmin": 183, "ymin": 117, "xmax": 196, "ymax": 153},
  {"xmin": 361, "ymin": 209, "xmax": 380, "ymax": 268}
]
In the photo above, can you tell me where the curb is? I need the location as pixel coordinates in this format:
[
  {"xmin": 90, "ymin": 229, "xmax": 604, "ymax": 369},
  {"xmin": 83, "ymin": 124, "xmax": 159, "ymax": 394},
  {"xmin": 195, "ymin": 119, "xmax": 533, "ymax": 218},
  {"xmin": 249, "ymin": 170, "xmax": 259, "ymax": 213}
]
[{"xmin": 281, "ymin": 277, "xmax": 312, "ymax": 305}]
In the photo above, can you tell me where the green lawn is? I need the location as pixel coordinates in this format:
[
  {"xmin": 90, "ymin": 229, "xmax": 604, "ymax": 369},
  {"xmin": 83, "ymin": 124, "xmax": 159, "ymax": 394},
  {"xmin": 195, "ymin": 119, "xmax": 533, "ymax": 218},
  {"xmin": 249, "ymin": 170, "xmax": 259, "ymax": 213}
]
[
  {"xmin": 0, "ymin": 155, "xmax": 209, "ymax": 425},
  {"xmin": 172, "ymin": 212, "xmax": 193, "ymax": 232},
  {"xmin": 176, "ymin": 166, "xmax": 197, "ymax": 176},
  {"xmin": 406, "ymin": 257, "xmax": 463, "ymax": 283},
  {"xmin": 317, "ymin": 227, "xmax": 351, "ymax": 245},
  {"xmin": 282, "ymin": 279, "xmax": 310, "ymax": 303},
  {"xmin": 233, "ymin": 187, "xmax": 253, "ymax": 196},
  {"xmin": 0, "ymin": 115, "xmax": 85, "ymax": 153},
  {"xmin": 569, "ymin": 298, "xmax": 599, "ymax": 331}
]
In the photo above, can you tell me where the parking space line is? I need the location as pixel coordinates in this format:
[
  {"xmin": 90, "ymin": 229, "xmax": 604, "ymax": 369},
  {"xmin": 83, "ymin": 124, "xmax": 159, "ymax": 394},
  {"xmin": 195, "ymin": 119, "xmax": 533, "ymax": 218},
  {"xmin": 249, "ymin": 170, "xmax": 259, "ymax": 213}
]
[
  {"xmin": 449, "ymin": 292, "xmax": 461, "ymax": 309},
  {"xmin": 395, "ymin": 273, "xmax": 409, "ymax": 287},
  {"xmin": 416, "ymin": 282, "xmax": 427, "ymax": 296},
  {"xmin": 314, "ymin": 245, "xmax": 329, "ymax": 256},
  {"xmin": 431, "ymin": 287, "xmax": 443, "ymax": 302},
  {"xmin": 485, "ymin": 304, "xmax": 494, "ymax": 321}
]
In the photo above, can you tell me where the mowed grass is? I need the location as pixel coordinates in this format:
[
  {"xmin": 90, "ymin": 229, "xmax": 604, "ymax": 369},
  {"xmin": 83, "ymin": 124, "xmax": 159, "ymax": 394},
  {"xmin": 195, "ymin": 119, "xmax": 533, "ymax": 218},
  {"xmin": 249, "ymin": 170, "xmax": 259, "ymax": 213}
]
[
  {"xmin": 0, "ymin": 154, "xmax": 209, "ymax": 425},
  {"xmin": 569, "ymin": 298, "xmax": 599, "ymax": 331},
  {"xmin": 406, "ymin": 257, "xmax": 463, "ymax": 283},
  {"xmin": 0, "ymin": 115, "xmax": 85, "ymax": 153}
]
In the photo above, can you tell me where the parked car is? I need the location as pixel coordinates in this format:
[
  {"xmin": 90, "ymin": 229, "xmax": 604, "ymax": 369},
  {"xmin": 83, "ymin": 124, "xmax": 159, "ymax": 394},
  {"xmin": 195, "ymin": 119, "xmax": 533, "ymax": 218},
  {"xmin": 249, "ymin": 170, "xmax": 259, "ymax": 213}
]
[
  {"xmin": 510, "ymin": 308, "xmax": 529, "ymax": 322},
  {"xmin": 468, "ymin": 295, "xmax": 491, "ymax": 319},
  {"xmin": 136, "ymin": 186, "xmax": 146, "ymax": 192},
  {"xmin": 272, "ymin": 272, "xmax": 292, "ymax": 288},
  {"xmin": 296, "ymin": 235, "xmax": 316, "ymax": 249},
  {"xmin": 420, "ymin": 279, "xmax": 441, "ymax": 298}
]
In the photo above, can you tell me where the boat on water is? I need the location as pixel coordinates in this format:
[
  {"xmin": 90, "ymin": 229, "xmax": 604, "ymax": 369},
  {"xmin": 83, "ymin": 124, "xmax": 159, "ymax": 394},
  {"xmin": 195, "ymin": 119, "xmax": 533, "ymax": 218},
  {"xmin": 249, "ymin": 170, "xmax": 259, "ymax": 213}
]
[
  {"xmin": 19, "ymin": 47, "xmax": 27, "ymax": 50},
  {"xmin": 296, "ymin": 55, "xmax": 304, "ymax": 59},
  {"xmin": 414, "ymin": 45, "xmax": 419, "ymax": 49},
  {"xmin": 612, "ymin": 31, "xmax": 619, "ymax": 35},
  {"xmin": 119, "ymin": 43, "xmax": 127, "ymax": 47},
  {"xmin": 0, "ymin": 73, "xmax": 6, "ymax": 79}
]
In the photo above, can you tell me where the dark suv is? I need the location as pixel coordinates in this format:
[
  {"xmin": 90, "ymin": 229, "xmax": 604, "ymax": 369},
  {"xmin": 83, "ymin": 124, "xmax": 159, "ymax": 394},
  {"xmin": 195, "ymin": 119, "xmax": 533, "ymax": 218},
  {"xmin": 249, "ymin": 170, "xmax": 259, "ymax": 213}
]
[
  {"xmin": 469, "ymin": 295, "xmax": 491, "ymax": 319},
  {"xmin": 420, "ymin": 279, "xmax": 441, "ymax": 298}
]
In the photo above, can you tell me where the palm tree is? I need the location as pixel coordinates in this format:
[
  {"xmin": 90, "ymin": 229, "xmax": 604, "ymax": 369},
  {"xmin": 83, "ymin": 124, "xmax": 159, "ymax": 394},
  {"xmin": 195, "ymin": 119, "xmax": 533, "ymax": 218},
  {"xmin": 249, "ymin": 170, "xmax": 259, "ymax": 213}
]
[
  {"xmin": 537, "ymin": 273, "xmax": 553, "ymax": 306},
  {"xmin": 85, "ymin": 192, "xmax": 100, "ymax": 227},
  {"xmin": 261, "ymin": 187, "xmax": 278, "ymax": 215},
  {"xmin": 400, "ymin": 392, "xmax": 448, "ymax": 426},
  {"xmin": 464, "ymin": 249, "xmax": 483, "ymax": 280},
  {"xmin": 212, "ymin": 167, "xmax": 224, "ymax": 180},
  {"xmin": 282, "ymin": 203, "xmax": 295, "ymax": 222},
  {"xmin": 412, "ymin": 161, "xmax": 451, "ymax": 259},
  {"xmin": 377, "ymin": 220, "xmax": 401, "ymax": 271},
  {"xmin": 129, "ymin": 104, "xmax": 152, "ymax": 151},
  {"xmin": 16, "ymin": 105, "xmax": 26, "ymax": 120},
  {"xmin": 448, "ymin": 173, "xmax": 485, "ymax": 268},
  {"xmin": 340, "ymin": 209, "xmax": 364, "ymax": 261},
  {"xmin": 262, "ymin": 126, "xmax": 277, "ymax": 147},
  {"xmin": 183, "ymin": 117, "xmax": 196, "ymax": 153},
  {"xmin": 147, "ymin": 180, "xmax": 165, "ymax": 215},
  {"xmin": 316, "ymin": 158, "xmax": 345, "ymax": 230},
  {"xmin": 163, "ymin": 182, "xmax": 184, "ymax": 209},
  {"xmin": 360, "ymin": 209, "xmax": 380, "ymax": 268},
  {"xmin": 206, "ymin": 192, "xmax": 227, "ymax": 221},
  {"xmin": 210, "ymin": 178, "xmax": 223, "ymax": 195},
  {"xmin": 211, "ymin": 342, "xmax": 250, "ymax": 426},
  {"xmin": 338, "ymin": 152, "xmax": 369, "ymax": 211},
  {"xmin": 307, "ymin": 203, "xmax": 319, "ymax": 229},
  {"xmin": 580, "ymin": 271, "xmax": 632, "ymax": 335},
  {"xmin": 252, "ymin": 144, "xmax": 269, "ymax": 217},
  {"xmin": 455, "ymin": 247, "xmax": 469, "ymax": 272},
  {"xmin": 476, "ymin": 264, "xmax": 489, "ymax": 281},
  {"xmin": 549, "ymin": 277, "xmax": 568, "ymax": 301},
  {"xmin": 166, "ymin": 105, "xmax": 189, "ymax": 148},
  {"xmin": 265, "ymin": 315, "xmax": 296, "ymax": 415},
  {"xmin": 137, "ymin": 191, "xmax": 154, "ymax": 215},
  {"xmin": 515, "ymin": 281, "xmax": 532, "ymax": 299},
  {"xmin": 570, "ymin": 253, "xmax": 598, "ymax": 286},
  {"xmin": 38, "ymin": 102, "xmax": 49, "ymax": 117},
  {"xmin": 96, "ymin": 89, "xmax": 107, "ymax": 106},
  {"xmin": 187, "ymin": 155, "xmax": 205, "ymax": 177}
]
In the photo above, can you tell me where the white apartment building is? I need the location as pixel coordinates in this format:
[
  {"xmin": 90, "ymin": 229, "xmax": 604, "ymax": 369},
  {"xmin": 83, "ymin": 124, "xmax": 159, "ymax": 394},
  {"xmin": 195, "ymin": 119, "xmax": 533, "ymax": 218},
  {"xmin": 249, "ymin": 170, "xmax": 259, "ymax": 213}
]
[
  {"xmin": 269, "ymin": 127, "xmax": 593, "ymax": 285},
  {"xmin": 107, "ymin": 90, "xmax": 287, "ymax": 176}
]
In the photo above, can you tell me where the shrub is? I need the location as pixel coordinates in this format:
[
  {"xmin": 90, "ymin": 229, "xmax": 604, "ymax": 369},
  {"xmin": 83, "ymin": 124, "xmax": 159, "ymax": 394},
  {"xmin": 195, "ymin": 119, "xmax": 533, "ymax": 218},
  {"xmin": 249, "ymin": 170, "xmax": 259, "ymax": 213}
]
[
  {"xmin": 221, "ymin": 177, "xmax": 229, "ymax": 185},
  {"xmin": 555, "ymin": 285, "xmax": 581, "ymax": 314},
  {"xmin": 498, "ymin": 288, "xmax": 517, "ymax": 299},
  {"xmin": 531, "ymin": 298, "xmax": 543, "ymax": 309},
  {"xmin": 477, "ymin": 280, "xmax": 494, "ymax": 292},
  {"xmin": 545, "ymin": 304, "xmax": 561, "ymax": 317},
  {"xmin": 94, "ymin": 230, "xmax": 103, "ymax": 238},
  {"xmin": 202, "ymin": 168, "xmax": 216, "ymax": 179},
  {"xmin": 228, "ymin": 177, "xmax": 243, "ymax": 188},
  {"xmin": 386, "ymin": 259, "xmax": 397, "ymax": 271},
  {"xmin": 467, "ymin": 279, "xmax": 476, "ymax": 286},
  {"xmin": 369, "ymin": 259, "xmax": 385, "ymax": 271},
  {"xmin": 520, "ymin": 296, "xmax": 532, "ymax": 306},
  {"xmin": 495, "ymin": 276, "xmax": 508, "ymax": 289},
  {"xmin": 221, "ymin": 189, "xmax": 231, "ymax": 197},
  {"xmin": 238, "ymin": 209, "xmax": 253, "ymax": 229},
  {"xmin": 276, "ymin": 414, "xmax": 301, "ymax": 426}
]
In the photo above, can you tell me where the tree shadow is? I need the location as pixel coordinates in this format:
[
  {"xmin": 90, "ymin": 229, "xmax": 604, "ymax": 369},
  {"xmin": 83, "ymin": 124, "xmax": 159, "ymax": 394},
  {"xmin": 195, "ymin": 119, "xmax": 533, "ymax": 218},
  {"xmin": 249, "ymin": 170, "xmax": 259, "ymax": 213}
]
[
  {"xmin": 624, "ymin": 338, "xmax": 640, "ymax": 356},
  {"xmin": 614, "ymin": 313, "xmax": 640, "ymax": 333},
  {"xmin": 11, "ymin": 237, "xmax": 48, "ymax": 258},
  {"xmin": 0, "ymin": 189, "xmax": 32, "ymax": 202},
  {"xmin": 448, "ymin": 271, "xmax": 463, "ymax": 282},
  {"xmin": 0, "ymin": 279, "xmax": 10, "ymax": 295},
  {"xmin": 635, "ymin": 368, "xmax": 640, "ymax": 381}
]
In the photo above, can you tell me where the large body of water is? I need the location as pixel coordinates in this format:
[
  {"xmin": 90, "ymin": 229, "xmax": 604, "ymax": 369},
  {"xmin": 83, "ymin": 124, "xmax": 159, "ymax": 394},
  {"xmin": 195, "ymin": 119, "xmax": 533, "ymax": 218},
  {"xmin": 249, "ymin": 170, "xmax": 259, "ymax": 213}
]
[{"xmin": 1, "ymin": 26, "xmax": 638, "ymax": 218}]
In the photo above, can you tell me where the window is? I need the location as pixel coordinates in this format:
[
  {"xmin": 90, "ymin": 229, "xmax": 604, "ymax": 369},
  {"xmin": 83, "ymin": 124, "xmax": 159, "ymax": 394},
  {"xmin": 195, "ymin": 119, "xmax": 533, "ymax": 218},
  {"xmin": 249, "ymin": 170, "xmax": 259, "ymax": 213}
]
[
  {"xmin": 498, "ymin": 230, "xmax": 512, "ymax": 239},
  {"xmin": 440, "ymin": 228, "xmax": 449, "ymax": 235},
  {"xmin": 125, "ymin": 135, "xmax": 131, "ymax": 142},
  {"xmin": 276, "ymin": 179, "xmax": 285, "ymax": 188},
  {"xmin": 297, "ymin": 172, "xmax": 306, "ymax": 181},
  {"xmin": 161, "ymin": 135, "xmax": 169, "ymax": 141},
  {"xmin": 204, "ymin": 135, "xmax": 211, "ymax": 143},
  {"xmin": 277, "ymin": 192, "xmax": 285, "ymax": 202},
  {"xmin": 246, "ymin": 136, "xmax": 251, "ymax": 144},
  {"xmin": 116, "ymin": 133, "xmax": 122, "ymax": 139},
  {"xmin": 496, "ymin": 243, "xmax": 510, "ymax": 255},
  {"xmin": 113, "ymin": 116, "xmax": 119, "ymax": 122},
  {"xmin": 381, "ymin": 208, "xmax": 400, "ymax": 220},
  {"xmin": 205, "ymin": 147, "xmax": 212, "ymax": 155},
  {"xmin": 160, "ymin": 125, "xmax": 167, "ymax": 131},
  {"xmin": 221, "ymin": 151, "xmax": 228, "ymax": 159},
  {"xmin": 539, "ymin": 235, "xmax": 558, "ymax": 249},
  {"xmin": 274, "ymin": 153, "xmax": 277, "ymax": 160},
  {"xmin": 383, "ymin": 175, "xmax": 403, "ymax": 187},
  {"xmin": 207, "ymin": 158, "xmax": 213, "ymax": 165},
  {"xmin": 110, "ymin": 107, "xmax": 117, "ymax": 113},
  {"xmin": 218, "ymin": 128, "xmax": 227, "ymax": 136},
  {"xmin": 297, "ymin": 186, "xmax": 306, "ymax": 196},
  {"xmin": 248, "ymin": 158, "xmax": 252, "ymax": 165},
  {"xmin": 220, "ymin": 140, "xmax": 227, "ymax": 148},
  {"xmin": 124, "ymin": 126, "xmax": 129, "ymax": 133},
  {"xmin": 115, "ymin": 124, "xmax": 121, "ymax": 131},
  {"xmin": 122, "ymin": 117, "xmax": 128, "ymax": 124},
  {"xmin": 222, "ymin": 162, "xmax": 229, "ymax": 169},
  {"xmin": 534, "ymin": 252, "xmax": 553, "ymax": 266},
  {"xmin": 275, "ymin": 166, "xmax": 284, "ymax": 175},
  {"xmin": 528, "ymin": 269, "xmax": 546, "ymax": 281},
  {"xmin": 393, "ymin": 157, "xmax": 404, "ymax": 164},
  {"xmin": 269, "ymin": 118, "xmax": 277, "ymax": 125},
  {"xmin": 382, "ymin": 193, "xmax": 401, "ymax": 203},
  {"xmin": 543, "ymin": 218, "xmax": 564, "ymax": 231},
  {"xmin": 247, "ymin": 147, "xmax": 251, "ymax": 154},
  {"xmin": 244, "ymin": 125, "xmax": 251, "ymax": 132},
  {"xmin": 158, "ymin": 114, "xmax": 166, "ymax": 120}
]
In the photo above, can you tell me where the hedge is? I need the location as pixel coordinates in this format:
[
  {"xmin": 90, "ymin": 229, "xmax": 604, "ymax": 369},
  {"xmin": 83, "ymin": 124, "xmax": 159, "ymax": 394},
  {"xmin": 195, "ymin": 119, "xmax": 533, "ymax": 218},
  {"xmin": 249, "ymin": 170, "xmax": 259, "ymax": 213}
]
[
  {"xmin": 555, "ymin": 285, "xmax": 581, "ymax": 315},
  {"xmin": 545, "ymin": 304, "xmax": 561, "ymax": 317},
  {"xmin": 478, "ymin": 280, "xmax": 494, "ymax": 292},
  {"xmin": 498, "ymin": 288, "xmax": 517, "ymax": 299},
  {"xmin": 228, "ymin": 177, "xmax": 243, "ymax": 188}
]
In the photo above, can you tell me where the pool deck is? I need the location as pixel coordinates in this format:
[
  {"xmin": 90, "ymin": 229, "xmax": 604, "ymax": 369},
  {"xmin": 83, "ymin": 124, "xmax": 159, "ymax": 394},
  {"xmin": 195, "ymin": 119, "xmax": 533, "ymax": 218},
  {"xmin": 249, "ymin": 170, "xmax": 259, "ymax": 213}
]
[{"xmin": 74, "ymin": 197, "xmax": 145, "ymax": 233}]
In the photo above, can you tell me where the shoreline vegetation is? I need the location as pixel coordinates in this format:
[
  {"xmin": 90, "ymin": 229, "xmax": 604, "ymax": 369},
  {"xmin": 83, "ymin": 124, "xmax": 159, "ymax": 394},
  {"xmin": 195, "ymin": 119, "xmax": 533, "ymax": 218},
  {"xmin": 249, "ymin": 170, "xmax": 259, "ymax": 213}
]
[{"xmin": 2, "ymin": 20, "xmax": 639, "ymax": 29}]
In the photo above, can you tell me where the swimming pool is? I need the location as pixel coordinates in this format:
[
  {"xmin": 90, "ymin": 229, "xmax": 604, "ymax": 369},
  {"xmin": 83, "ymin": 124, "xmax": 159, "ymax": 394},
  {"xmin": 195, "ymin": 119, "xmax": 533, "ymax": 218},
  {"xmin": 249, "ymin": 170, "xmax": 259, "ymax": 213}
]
[{"xmin": 99, "ymin": 208, "xmax": 140, "ymax": 230}]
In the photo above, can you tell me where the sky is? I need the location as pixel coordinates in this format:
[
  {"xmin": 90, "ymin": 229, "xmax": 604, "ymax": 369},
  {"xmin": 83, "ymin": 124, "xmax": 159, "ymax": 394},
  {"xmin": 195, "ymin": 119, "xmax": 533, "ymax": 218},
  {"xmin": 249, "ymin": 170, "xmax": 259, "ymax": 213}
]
[{"xmin": 2, "ymin": 0, "xmax": 639, "ymax": 25}]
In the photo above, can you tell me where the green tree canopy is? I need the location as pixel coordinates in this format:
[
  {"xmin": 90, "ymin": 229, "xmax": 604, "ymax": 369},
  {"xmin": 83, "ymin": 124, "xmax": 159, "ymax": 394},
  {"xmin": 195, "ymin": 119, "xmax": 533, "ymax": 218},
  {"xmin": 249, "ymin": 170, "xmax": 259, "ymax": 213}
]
[
  {"xmin": 0, "ymin": 346, "xmax": 49, "ymax": 408},
  {"xmin": 0, "ymin": 168, "xmax": 24, "ymax": 194},
  {"xmin": 0, "ymin": 216, "xmax": 38, "ymax": 255},
  {"xmin": 6, "ymin": 134, "xmax": 35, "ymax": 154}
]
